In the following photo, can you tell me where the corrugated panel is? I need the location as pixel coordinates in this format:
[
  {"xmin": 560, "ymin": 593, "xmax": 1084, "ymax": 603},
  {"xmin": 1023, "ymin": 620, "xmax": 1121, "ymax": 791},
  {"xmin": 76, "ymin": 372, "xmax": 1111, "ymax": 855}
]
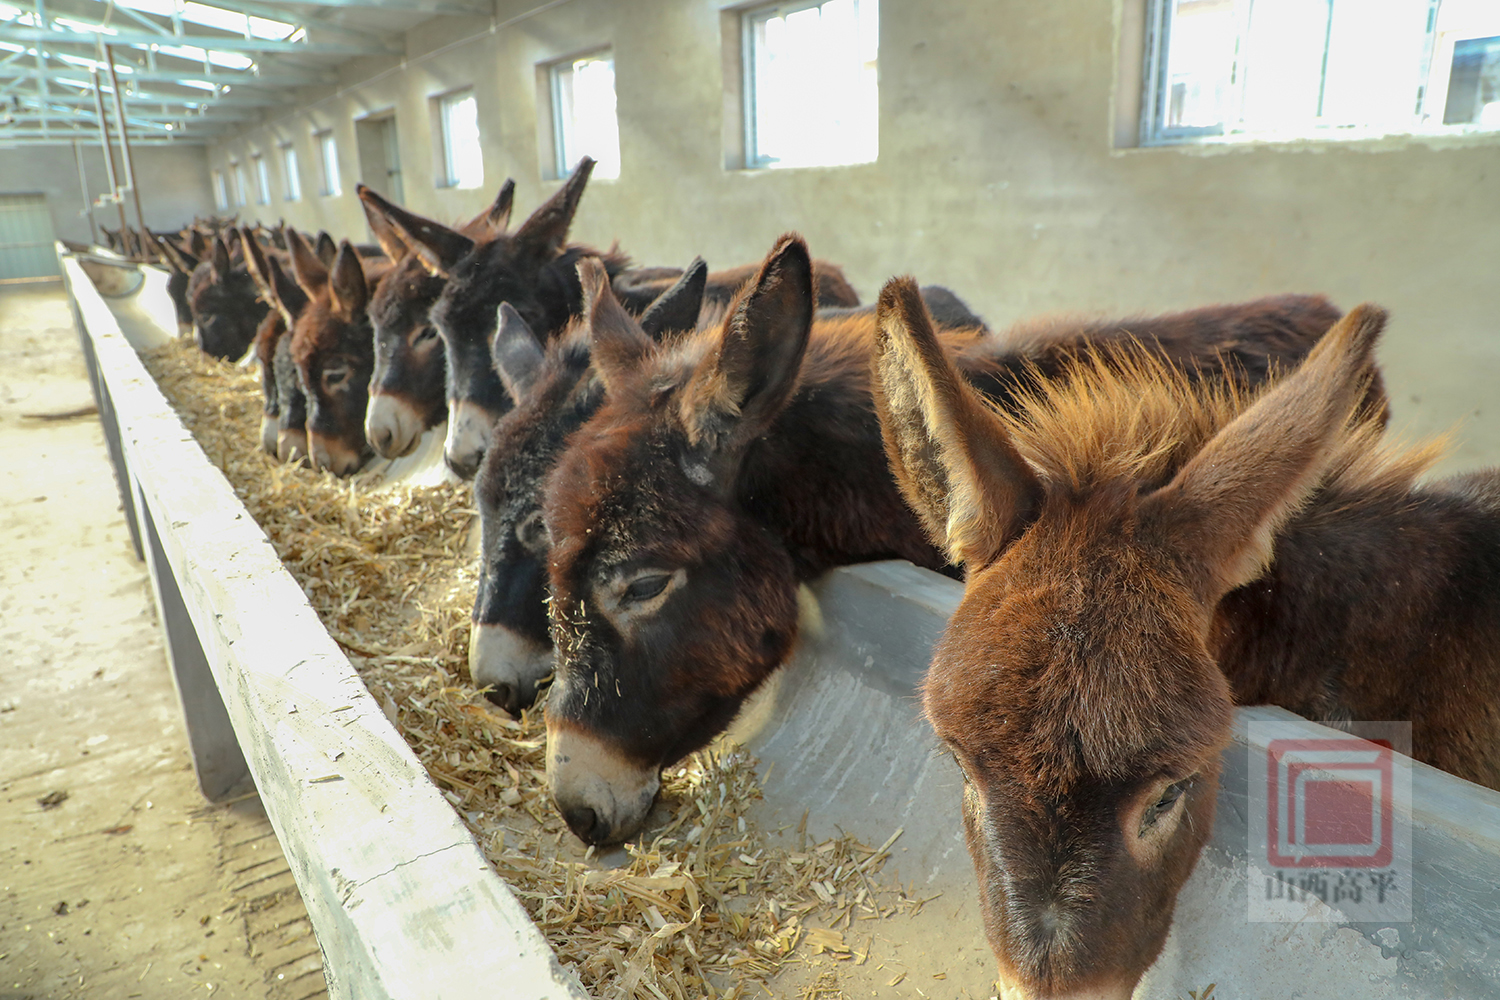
[{"xmin": 0, "ymin": 193, "xmax": 60, "ymax": 279}]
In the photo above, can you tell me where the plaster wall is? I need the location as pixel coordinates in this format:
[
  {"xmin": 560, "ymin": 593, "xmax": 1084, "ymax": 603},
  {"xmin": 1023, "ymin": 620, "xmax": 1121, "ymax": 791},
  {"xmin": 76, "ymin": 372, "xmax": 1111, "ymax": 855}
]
[
  {"xmin": 0, "ymin": 143, "xmax": 213, "ymax": 245},
  {"xmin": 208, "ymin": 0, "xmax": 1500, "ymax": 472}
]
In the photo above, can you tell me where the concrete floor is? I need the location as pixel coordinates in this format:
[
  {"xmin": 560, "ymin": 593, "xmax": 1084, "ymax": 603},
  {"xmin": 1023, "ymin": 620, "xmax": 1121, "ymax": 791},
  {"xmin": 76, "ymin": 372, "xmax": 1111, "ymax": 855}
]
[{"xmin": 0, "ymin": 284, "xmax": 326, "ymax": 1000}]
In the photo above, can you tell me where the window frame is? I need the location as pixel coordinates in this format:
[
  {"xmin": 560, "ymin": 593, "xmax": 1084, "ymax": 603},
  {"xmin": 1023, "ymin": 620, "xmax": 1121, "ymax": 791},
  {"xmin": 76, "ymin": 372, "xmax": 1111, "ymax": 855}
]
[
  {"xmin": 1138, "ymin": 0, "xmax": 1500, "ymax": 147},
  {"xmin": 739, "ymin": 0, "xmax": 880, "ymax": 170},
  {"xmin": 545, "ymin": 48, "xmax": 621, "ymax": 181},
  {"xmin": 230, "ymin": 159, "xmax": 248, "ymax": 208},
  {"xmin": 280, "ymin": 143, "xmax": 301, "ymax": 202},
  {"xmin": 252, "ymin": 153, "xmax": 271, "ymax": 206},
  {"xmin": 433, "ymin": 87, "xmax": 484, "ymax": 190},
  {"xmin": 315, "ymin": 129, "xmax": 341, "ymax": 197}
]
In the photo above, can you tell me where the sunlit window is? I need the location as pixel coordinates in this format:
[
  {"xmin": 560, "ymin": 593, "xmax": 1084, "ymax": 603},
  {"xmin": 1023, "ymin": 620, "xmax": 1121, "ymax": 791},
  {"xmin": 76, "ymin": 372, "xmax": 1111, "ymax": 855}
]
[
  {"xmin": 231, "ymin": 160, "xmax": 248, "ymax": 207},
  {"xmin": 435, "ymin": 88, "xmax": 484, "ymax": 190},
  {"xmin": 1144, "ymin": 0, "xmax": 1500, "ymax": 143},
  {"xmin": 549, "ymin": 52, "xmax": 621, "ymax": 180},
  {"xmin": 281, "ymin": 144, "xmax": 301, "ymax": 201},
  {"xmin": 743, "ymin": 0, "xmax": 878, "ymax": 169},
  {"xmin": 252, "ymin": 154, "xmax": 271, "ymax": 205},
  {"xmin": 211, "ymin": 169, "xmax": 228, "ymax": 211},
  {"xmin": 316, "ymin": 130, "xmax": 340, "ymax": 197}
]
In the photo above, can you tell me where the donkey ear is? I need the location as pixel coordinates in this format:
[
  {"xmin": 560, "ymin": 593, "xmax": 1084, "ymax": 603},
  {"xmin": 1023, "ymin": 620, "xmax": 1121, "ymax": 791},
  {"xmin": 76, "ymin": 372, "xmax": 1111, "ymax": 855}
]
[
  {"xmin": 267, "ymin": 255, "xmax": 309, "ymax": 325},
  {"xmin": 357, "ymin": 184, "xmax": 409, "ymax": 263},
  {"xmin": 211, "ymin": 237, "xmax": 232, "ymax": 283},
  {"xmin": 189, "ymin": 229, "xmax": 208, "ymax": 258},
  {"xmin": 512, "ymin": 157, "xmax": 594, "ymax": 264},
  {"xmin": 159, "ymin": 235, "xmax": 197, "ymax": 275},
  {"xmin": 468, "ymin": 178, "xmax": 515, "ymax": 233},
  {"xmin": 680, "ymin": 234, "xmax": 813, "ymax": 454},
  {"xmin": 328, "ymin": 242, "xmax": 369, "ymax": 323},
  {"xmin": 873, "ymin": 277, "xmax": 1041, "ymax": 569},
  {"xmin": 581, "ymin": 255, "xmax": 653, "ymax": 395},
  {"xmin": 491, "ymin": 303, "xmax": 546, "ymax": 404},
  {"xmin": 1142, "ymin": 304, "xmax": 1387, "ymax": 601},
  {"xmin": 314, "ymin": 231, "xmax": 337, "ymax": 267},
  {"xmin": 284, "ymin": 229, "xmax": 328, "ymax": 296},
  {"xmin": 639, "ymin": 257, "xmax": 708, "ymax": 339},
  {"xmin": 239, "ymin": 226, "xmax": 270, "ymax": 294},
  {"xmin": 359, "ymin": 184, "xmax": 473, "ymax": 278}
]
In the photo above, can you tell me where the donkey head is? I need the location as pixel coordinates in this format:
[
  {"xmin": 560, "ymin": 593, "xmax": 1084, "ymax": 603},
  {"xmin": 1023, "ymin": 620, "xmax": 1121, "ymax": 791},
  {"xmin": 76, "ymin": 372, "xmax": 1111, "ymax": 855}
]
[
  {"xmin": 263, "ymin": 254, "xmax": 310, "ymax": 462},
  {"xmin": 285, "ymin": 233, "xmax": 379, "ymax": 476},
  {"xmin": 872, "ymin": 278, "xmax": 1387, "ymax": 1000},
  {"xmin": 383, "ymin": 158, "xmax": 597, "ymax": 479},
  {"xmin": 471, "ymin": 258, "xmax": 709, "ymax": 714},
  {"xmin": 541, "ymin": 237, "xmax": 813, "ymax": 845},
  {"xmin": 359, "ymin": 180, "xmax": 515, "ymax": 459},
  {"xmin": 188, "ymin": 235, "xmax": 266, "ymax": 362}
]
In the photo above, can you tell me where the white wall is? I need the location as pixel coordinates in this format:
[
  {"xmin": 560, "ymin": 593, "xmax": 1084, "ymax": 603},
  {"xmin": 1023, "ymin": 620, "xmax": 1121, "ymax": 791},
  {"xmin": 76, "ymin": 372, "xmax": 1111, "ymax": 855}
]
[
  {"xmin": 0, "ymin": 143, "xmax": 214, "ymax": 245},
  {"xmin": 206, "ymin": 0, "xmax": 1500, "ymax": 472}
]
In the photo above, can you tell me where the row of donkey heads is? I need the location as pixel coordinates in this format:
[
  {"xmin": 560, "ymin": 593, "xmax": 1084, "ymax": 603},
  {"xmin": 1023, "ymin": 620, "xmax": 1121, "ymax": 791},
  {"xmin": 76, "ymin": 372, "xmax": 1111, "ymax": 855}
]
[{"xmin": 184, "ymin": 155, "xmax": 1486, "ymax": 999}]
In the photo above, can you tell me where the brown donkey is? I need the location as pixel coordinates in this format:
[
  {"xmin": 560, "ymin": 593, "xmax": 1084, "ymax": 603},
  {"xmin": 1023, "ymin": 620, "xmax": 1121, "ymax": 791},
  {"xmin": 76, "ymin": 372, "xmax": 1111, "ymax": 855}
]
[
  {"xmin": 873, "ymin": 282, "xmax": 1500, "ymax": 1000},
  {"xmin": 539, "ymin": 234, "xmax": 1375, "ymax": 846}
]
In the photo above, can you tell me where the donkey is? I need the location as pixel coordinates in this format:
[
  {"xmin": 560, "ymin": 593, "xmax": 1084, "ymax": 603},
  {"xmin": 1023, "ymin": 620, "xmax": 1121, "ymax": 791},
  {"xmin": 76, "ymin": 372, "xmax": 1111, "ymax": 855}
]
[
  {"xmin": 237, "ymin": 227, "xmax": 293, "ymax": 456},
  {"xmin": 538, "ymin": 234, "xmax": 1380, "ymax": 847},
  {"xmin": 278, "ymin": 231, "xmax": 391, "ymax": 476},
  {"xmin": 475, "ymin": 274, "xmax": 982, "ymax": 716},
  {"xmin": 471, "ymin": 259, "xmax": 712, "ymax": 712},
  {"xmin": 263, "ymin": 254, "xmax": 311, "ymax": 463},
  {"xmin": 140, "ymin": 229, "xmax": 196, "ymax": 335},
  {"xmin": 186, "ymin": 236, "xmax": 268, "ymax": 361},
  {"xmin": 360, "ymin": 180, "xmax": 516, "ymax": 460},
  {"xmin": 874, "ymin": 284, "xmax": 1500, "ymax": 999},
  {"xmin": 365, "ymin": 157, "xmax": 861, "ymax": 480}
]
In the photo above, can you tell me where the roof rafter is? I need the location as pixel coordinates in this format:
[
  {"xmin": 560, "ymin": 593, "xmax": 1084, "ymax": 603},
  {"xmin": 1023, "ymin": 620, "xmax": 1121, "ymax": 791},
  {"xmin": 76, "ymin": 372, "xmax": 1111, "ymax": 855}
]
[{"xmin": 0, "ymin": 24, "xmax": 401, "ymax": 56}]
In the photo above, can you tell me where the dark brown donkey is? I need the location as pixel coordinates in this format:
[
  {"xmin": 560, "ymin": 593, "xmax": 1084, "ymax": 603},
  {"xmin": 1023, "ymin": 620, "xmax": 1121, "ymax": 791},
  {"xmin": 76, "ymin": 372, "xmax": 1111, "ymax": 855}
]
[
  {"xmin": 539, "ymin": 234, "xmax": 1373, "ymax": 846},
  {"xmin": 473, "ymin": 274, "xmax": 975, "ymax": 716},
  {"xmin": 360, "ymin": 180, "xmax": 516, "ymax": 459},
  {"xmin": 471, "ymin": 259, "xmax": 712, "ymax": 712},
  {"xmin": 365, "ymin": 157, "xmax": 861, "ymax": 480},
  {"xmin": 874, "ymin": 285, "xmax": 1500, "ymax": 999},
  {"xmin": 238, "ymin": 228, "xmax": 291, "ymax": 456},
  {"xmin": 262, "ymin": 255, "xmax": 312, "ymax": 463},
  {"xmin": 186, "ymin": 236, "xmax": 268, "ymax": 361},
  {"xmin": 281, "ymin": 231, "xmax": 391, "ymax": 476}
]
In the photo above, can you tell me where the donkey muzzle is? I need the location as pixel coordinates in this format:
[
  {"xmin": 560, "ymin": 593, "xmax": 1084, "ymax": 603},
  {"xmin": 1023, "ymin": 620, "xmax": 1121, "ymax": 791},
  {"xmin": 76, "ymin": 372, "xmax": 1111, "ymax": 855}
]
[{"xmin": 546, "ymin": 724, "xmax": 660, "ymax": 846}]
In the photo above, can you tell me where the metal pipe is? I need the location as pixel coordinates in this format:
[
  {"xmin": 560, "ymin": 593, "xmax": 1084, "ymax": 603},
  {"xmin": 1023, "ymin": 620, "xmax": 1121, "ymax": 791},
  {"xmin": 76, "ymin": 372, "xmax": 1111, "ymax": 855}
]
[
  {"xmin": 89, "ymin": 69, "xmax": 130, "ymax": 254},
  {"xmin": 73, "ymin": 139, "xmax": 98, "ymax": 246},
  {"xmin": 105, "ymin": 45, "xmax": 148, "ymax": 261}
]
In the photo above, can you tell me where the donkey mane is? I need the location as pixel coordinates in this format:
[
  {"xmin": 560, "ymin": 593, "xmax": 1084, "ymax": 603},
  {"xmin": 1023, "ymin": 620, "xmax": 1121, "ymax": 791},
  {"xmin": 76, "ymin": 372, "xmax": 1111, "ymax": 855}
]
[{"xmin": 991, "ymin": 348, "xmax": 1440, "ymax": 501}]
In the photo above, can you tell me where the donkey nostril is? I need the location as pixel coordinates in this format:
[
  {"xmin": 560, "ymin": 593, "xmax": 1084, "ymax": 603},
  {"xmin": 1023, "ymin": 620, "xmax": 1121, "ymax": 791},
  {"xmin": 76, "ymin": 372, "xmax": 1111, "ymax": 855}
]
[
  {"xmin": 483, "ymin": 683, "xmax": 517, "ymax": 715},
  {"xmin": 562, "ymin": 806, "xmax": 605, "ymax": 844}
]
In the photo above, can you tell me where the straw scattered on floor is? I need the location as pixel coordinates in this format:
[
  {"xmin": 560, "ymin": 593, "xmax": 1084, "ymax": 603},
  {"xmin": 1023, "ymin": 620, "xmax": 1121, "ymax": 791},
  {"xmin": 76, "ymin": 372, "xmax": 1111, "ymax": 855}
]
[{"xmin": 139, "ymin": 339, "xmax": 934, "ymax": 1000}]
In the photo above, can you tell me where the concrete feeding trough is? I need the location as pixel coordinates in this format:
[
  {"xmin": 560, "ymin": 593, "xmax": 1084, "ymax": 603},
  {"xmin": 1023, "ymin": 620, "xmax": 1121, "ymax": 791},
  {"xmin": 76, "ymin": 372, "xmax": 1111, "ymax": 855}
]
[{"xmin": 64, "ymin": 247, "xmax": 1500, "ymax": 998}]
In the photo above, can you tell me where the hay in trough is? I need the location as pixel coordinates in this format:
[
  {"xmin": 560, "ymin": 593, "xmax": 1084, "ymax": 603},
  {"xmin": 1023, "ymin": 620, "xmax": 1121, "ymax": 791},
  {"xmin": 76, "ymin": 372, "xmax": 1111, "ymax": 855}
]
[{"xmin": 139, "ymin": 339, "xmax": 930, "ymax": 999}]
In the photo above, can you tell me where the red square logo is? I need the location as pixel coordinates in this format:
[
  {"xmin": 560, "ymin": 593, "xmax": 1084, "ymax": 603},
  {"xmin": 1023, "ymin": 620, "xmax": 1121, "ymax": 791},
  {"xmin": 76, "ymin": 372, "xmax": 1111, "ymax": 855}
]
[{"xmin": 1266, "ymin": 738, "xmax": 1393, "ymax": 868}]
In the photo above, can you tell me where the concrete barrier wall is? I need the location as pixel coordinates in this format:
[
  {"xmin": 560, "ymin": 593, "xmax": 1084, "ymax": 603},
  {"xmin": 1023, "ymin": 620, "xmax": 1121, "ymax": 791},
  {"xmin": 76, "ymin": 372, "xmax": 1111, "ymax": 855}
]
[{"xmin": 64, "ymin": 252, "xmax": 587, "ymax": 1000}]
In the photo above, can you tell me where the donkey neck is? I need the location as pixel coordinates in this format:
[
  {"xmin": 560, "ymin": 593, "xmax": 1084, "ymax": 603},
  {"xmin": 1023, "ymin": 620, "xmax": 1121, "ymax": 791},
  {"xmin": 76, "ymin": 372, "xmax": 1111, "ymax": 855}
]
[{"xmin": 735, "ymin": 328, "xmax": 950, "ymax": 579}]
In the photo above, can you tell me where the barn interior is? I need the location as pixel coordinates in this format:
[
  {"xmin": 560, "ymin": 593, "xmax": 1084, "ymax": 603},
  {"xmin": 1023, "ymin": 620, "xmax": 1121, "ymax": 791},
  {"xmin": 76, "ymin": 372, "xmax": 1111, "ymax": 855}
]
[{"xmin": 3, "ymin": 1, "xmax": 1500, "ymax": 998}]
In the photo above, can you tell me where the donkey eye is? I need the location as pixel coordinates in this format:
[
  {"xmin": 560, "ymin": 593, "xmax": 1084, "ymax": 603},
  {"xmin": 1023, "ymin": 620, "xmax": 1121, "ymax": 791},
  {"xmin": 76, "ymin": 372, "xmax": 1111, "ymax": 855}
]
[
  {"xmin": 622, "ymin": 574, "xmax": 672, "ymax": 604},
  {"xmin": 515, "ymin": 509, "xmax": 549, "ymax": 551},
  {"xmin": 322, "ymin": 365, "xmax": 351, "ymax": 392},
  {"xmin": 1140, "ymin": 777, "xmax": 1193, "ymax": 835},
  {"xmin": 413, "ymin": 325, "xmax": 438, "ymax": 345}
]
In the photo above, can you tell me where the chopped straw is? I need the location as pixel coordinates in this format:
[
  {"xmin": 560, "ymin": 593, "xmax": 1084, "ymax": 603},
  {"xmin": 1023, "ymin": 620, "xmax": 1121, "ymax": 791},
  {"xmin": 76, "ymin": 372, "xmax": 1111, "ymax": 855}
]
[{"xmin": 139, "ymin": 339, "xmax": 929, "ymax": 999}]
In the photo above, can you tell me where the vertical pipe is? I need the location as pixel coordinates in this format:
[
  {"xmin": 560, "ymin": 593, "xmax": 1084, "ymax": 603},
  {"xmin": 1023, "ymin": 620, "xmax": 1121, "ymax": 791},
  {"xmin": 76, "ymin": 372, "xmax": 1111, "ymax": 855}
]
[
  {"xmin": 73, "ymin": 139, "xmax": 99, "ymax": 246},
  {"xmin": 90, "ymin": 69, "xmax": 131, "ymax": 254},
  {"xmin": 105, "ymin": 45, "xmax": 148, "ymax": 260}
]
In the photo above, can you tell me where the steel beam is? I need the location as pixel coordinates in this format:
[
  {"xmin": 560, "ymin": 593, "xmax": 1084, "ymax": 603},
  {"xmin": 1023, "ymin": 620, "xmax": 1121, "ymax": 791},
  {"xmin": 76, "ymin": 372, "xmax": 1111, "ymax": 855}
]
[
  {"xmin": 0, "ymin": 61, "xmax": 337, "ymax": 89},
  {"xmin": 0, "ymin": 25, "xmax": 399, "ymax": 56}
]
